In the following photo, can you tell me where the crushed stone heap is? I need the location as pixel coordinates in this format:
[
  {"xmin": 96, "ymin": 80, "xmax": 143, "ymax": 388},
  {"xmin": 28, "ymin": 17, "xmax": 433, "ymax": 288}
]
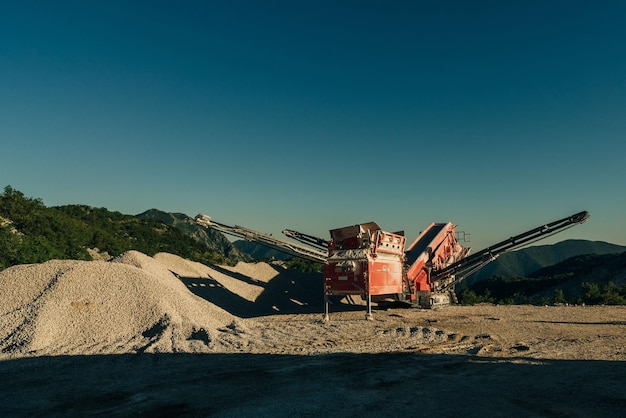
[{"xmin": 0, "ymin": 251, "xmax": 251, "ymax": 357}]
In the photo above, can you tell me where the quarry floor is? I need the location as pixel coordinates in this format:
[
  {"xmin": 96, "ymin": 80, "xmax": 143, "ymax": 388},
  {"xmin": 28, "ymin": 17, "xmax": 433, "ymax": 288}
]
[{"xmin": 2, "ymin": 304, "xmax": 625, "ymax": 417}]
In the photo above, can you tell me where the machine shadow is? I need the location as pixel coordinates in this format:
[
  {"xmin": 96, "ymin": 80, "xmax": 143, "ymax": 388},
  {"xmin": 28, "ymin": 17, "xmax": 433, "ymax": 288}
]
[
  {"xmin": 178, "ymin": 264, "xmax": 366, "ymax": 318},
  {"xmin": 1, "ymin": 352, "xmax": 625, "ymax": 417}
]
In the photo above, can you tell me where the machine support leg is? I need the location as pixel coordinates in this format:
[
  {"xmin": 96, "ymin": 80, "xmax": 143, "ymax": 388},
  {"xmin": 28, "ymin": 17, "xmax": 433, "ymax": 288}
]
[
  {"xmin": 324, "ymin": 294, "xmax": 329, "ymax": 322},
  {"xmin": 365, "ymin": 292, "xmax": 373, "ymax": 320}
]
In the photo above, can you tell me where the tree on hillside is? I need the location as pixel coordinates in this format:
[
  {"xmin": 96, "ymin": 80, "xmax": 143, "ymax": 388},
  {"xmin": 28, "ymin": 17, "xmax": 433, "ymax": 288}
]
[{"xmin": 0, "ymin": 185, "xmax": 227, "ymax": 270}]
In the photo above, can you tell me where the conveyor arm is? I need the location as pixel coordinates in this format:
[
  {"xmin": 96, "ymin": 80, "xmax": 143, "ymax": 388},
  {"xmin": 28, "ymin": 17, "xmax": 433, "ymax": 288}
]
[
  {"xmin": 431, "ymin": 211, "xmax": 589, "ymax": 291},
  {"xmin": 194, "ymin": 214, "xmax": 327, "ymax": 263},
  {"xmin": 282, "ymin": 229, "xmax": 329, "ymax": 251}
]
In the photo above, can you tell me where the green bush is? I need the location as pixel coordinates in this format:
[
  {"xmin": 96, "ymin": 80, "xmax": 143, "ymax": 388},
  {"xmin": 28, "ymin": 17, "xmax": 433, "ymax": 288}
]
[
  {"xmin": 553, "ymin": 288, "xmax": 567, "ymax": 304},
  {"xmin": 458, "ymin": 288, "xmax": 494, "ymax": 305},
  {"xmin": 284, "ymin": 257, "xmax": 323, "ymax": 273}
]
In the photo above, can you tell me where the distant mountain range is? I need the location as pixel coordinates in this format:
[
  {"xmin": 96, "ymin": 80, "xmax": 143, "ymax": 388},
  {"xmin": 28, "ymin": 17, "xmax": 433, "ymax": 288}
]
[
  {"xmin": 464, "ymin": 240, "xmax": 626, "ymax": 285},
  {"xmin": 467, "ymin": 250, "xmax": 626, "ymax": 304}
]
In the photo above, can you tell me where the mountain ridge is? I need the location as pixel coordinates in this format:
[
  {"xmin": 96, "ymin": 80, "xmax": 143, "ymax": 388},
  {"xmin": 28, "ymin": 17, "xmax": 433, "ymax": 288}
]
[
  {"xmin": 465, "ymin": 251, "xmax": 626, "ymax": 305},
  {"xmin": 136, "ymin": 209, "xmax": 252, "ymax": 264},
  {"xmin": 464, "ymin": 239, "xmax": 626, "ymax": 285},
  {"xmin": 0, "ymin": 186, "xmax": 231, "ymax": 269}
]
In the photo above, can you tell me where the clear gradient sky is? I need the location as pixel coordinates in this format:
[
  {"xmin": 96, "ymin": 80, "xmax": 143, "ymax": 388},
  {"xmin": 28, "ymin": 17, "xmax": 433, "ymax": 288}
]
[{"xmin": 1, "ymin": 1, "xmax": 625, "ymax": 250}]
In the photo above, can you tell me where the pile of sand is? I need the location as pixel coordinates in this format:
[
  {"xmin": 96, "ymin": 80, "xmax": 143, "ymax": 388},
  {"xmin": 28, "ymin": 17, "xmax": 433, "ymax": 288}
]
[{"xmin": 0, "ymin": 251, "xmax": 253, "ymax": 357}]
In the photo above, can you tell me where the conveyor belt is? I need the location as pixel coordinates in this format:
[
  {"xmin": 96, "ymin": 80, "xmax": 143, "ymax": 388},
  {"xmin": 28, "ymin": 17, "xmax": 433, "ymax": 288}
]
[
  {"xmin": 404, "ymin": 223, "xmax": 447, "ymax": 266},
  {"xmin": 432, "ymin": 211, "xmax": 589, "ymax": 290}
]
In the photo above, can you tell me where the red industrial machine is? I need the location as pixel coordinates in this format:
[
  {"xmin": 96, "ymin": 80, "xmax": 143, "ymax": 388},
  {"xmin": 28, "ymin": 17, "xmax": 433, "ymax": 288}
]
[
  {"xmin": 323, "ymin": 221, "xmax": 468, "ymax": 319},
  {"xmin": 195, "ymin": 211, "xmax": 589, "ymax": 319}
]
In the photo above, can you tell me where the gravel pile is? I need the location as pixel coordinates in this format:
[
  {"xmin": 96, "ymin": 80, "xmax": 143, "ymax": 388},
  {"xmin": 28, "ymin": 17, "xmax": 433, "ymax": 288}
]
[
  {"xmin": 152, "ymin": 253, "xmax": 280, "ymax": 303},
  {"xmin": 0, "ymin": 251, "xmax": 253, "ymax": 357},
  {"xmin": 220, "ymin": 261, "xmax": 280, "ymax": 283}
]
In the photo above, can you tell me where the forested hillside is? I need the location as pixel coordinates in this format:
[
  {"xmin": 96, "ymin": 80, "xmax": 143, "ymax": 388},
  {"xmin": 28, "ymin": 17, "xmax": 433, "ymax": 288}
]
[
  {"xmin": 461, "ymin": 251, "xmax": 626, "ymax": 305},
  {"xmin": 0, "ymin": 186, "xmax": 228, "ymax": 270},
  {"xmin": 465, "ymin": 240, "xmax": 626, "ymax": 285}
]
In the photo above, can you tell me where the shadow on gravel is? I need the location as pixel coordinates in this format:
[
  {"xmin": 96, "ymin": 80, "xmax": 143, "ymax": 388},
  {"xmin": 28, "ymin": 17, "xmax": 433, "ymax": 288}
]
[
  {"xmin": 179, "ymin": 265, "xmax": 366, "ymax": 317},
  {"xmin": 1, "ymin": 352, "xmax": 625, "ymax": 417},
  {"xmin": 532, "ymin": 320, "xmax": 626, "ymax": 326}
]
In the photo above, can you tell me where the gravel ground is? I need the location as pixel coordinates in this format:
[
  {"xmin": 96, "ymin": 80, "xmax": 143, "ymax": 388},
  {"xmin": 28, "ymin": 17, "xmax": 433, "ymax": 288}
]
[{"xmin": 1, "ymin": 252, "xmax": 625, "ymax": 416}]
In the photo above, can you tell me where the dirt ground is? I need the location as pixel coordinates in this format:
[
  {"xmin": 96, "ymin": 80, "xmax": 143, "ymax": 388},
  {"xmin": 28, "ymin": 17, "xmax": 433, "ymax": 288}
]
[
  {"xmin": 2, "ymin": 303, "xmax": 625, "ymax": 417},
  {"xmin": 242, "ymin": 304, "xmax": 626, "ymax": 359}
]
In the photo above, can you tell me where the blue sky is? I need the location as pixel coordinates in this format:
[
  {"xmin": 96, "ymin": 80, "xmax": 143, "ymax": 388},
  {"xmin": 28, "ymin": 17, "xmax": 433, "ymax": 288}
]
[{"xmin": 1, "ymin": 1, "xmax": 625, "ymax": 250}]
